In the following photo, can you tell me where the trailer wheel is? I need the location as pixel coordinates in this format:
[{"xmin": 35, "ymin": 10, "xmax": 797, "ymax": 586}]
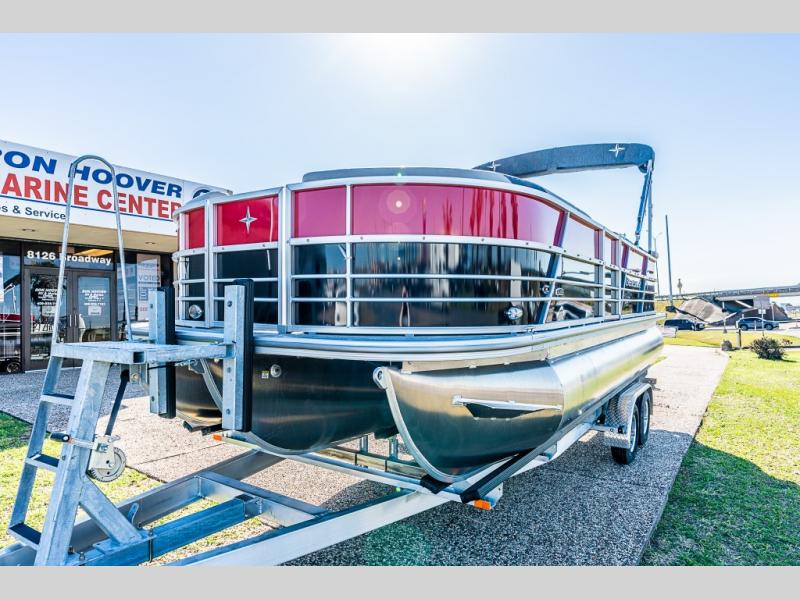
[
  {"xmin": 611, "ymin": 408, "xmax": 639, "ymax": 465},
  {"xmin": 638, "ymin": 391, "xmax": 652, "ymax": 447},
  {"xmin": 5, "ymin": 360, "xmax": 21, "ymax": 374}
]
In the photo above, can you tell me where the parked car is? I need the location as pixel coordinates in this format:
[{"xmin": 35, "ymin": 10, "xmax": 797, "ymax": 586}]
[
  {"xmin": 664, "ymin": 318, "xmax": 706, "ymax": 331},
  {"xmin": 737, "ymin": 317, "xmax": 780, "ymax": 331}
]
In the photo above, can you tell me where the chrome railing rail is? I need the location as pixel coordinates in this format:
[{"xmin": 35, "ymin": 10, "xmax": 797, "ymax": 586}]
[{"xmin": 52, "ymin": 155, "xmax": 132, "ymax": 347}]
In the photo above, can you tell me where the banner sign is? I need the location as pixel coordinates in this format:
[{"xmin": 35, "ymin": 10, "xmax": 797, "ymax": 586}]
[{"xmin": 0, "ymin": 140, "xmax": 229, "ymax": 236}]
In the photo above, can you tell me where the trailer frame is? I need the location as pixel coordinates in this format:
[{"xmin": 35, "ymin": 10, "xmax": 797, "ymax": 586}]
[{"xmin": 0, "ymin": 364, "xmax": 652, "ymax": 566}]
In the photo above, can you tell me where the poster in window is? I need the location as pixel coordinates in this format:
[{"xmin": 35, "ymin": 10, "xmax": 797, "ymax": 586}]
[{"xmin": 136, "ymin": 254, "xmax": 160, "ymax": 321}]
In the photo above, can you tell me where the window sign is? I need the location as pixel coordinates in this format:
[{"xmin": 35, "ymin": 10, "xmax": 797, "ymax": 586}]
[{"xmin": 136, "ymin": 254, "xmax": 161, "ymax": 321}]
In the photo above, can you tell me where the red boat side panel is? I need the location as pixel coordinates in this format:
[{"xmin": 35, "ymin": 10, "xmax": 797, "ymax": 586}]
[
  {"xmin": 351, "ymin": 184, "xmax": 561, "ymax": 244},
  {"xmin": 561, "ymin": 216, "xmax": 599, "ymax": 259},
  {"xmin": 216, "ymin": 196, "xmax": 279, "ymax": 246},
  {"xmin": 294, "ymin": 187, "xmax": 347, "ymax": 237},
  {"xmin": 184, "ymin": 208, "xmax": 205, "ymax": 249}
]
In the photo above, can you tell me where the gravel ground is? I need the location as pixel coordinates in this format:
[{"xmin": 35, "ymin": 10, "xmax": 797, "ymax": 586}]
[
  {"xmin": 0, "ymin": 365, "xmax": 147, "ymax": 431},
  {"xmin": 0, "ymin": 345, "xmax": 728, "ymax": 565}
]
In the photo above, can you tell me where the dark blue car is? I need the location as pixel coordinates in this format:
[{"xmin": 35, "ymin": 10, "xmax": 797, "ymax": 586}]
[{"xmin": 664, "ymin": 318, "xmax": 705, "ymax": 331}]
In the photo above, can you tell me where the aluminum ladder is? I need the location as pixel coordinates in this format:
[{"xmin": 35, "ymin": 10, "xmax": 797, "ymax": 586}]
[
  {"xmin": 4, "ymin": 155, "xmax": 250, "ymax": 565},
  {"xmin": 6, "ymin": 286, "xmax": 248, "ymax": 565}
]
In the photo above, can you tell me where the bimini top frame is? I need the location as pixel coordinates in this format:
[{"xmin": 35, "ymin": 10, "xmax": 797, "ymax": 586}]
[{"xmin": 474, "ymin": 143, "xmax": 656, "ymax": 253}]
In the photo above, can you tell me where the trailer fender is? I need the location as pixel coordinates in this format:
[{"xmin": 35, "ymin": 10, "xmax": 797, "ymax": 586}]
[{"xmin": 602, "ymin": 381, "xmax": 652, "ymax": 449}]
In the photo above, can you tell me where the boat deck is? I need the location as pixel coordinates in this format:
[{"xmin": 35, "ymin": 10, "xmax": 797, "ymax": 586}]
[{"xmin": 133, "ymin": 313, "xmax": 659, "ymax": 362}]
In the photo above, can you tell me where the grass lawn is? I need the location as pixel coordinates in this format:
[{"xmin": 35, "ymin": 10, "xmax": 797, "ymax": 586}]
[
  {"xmin": 0, "ymin": 413, "xmax": 159, "ymax": 551},
  {"xmin": 0, "ymin": 412, "xmax": 269, "ymax": 564},
  {"xmin": 663, "ymin": 329, "xmax": 797, "ymax": 348},
  {"xmin": 641, "ymin": 350, "xmax": 800, "ymax": 565}
]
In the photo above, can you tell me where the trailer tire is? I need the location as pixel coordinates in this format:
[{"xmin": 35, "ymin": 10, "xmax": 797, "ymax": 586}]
[
  {"xmin": 5, "ymin": 360, "xmax": 21, "ymax": 374},
  {"xmin": 638, "ymin": 391, "xmax": 652, "ymax": 447},
  {"xmin": 611, "ymin": 408, "xmax": 639, "ymax": 465}
]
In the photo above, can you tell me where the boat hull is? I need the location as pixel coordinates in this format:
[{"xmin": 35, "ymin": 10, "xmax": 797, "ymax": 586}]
[{"xmin": 171, "ymin": 318, "xmax": 662, "ymax": 481}]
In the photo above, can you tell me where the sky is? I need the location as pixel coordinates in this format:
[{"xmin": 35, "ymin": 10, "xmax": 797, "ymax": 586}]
[{"xmin": 0, "ymin": 34, "xmax": 798, "ymax": 295}]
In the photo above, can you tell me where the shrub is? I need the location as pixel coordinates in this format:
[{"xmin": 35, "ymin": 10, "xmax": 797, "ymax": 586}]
[{"xmin": 750, "ymin": 337, "xmax": 785, "ymax": 360}]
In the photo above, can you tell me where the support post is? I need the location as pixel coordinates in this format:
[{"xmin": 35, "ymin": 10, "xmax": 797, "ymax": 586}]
[
  {"xmin": 222, "ymin": 280, "xmax": 253, "ymax": 432},
  {"xmin": 148, "ymin": 288, "xmax": 176, "ymax": 418}
]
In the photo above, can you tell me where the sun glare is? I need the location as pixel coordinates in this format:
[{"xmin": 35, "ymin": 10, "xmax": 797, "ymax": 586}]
[{"xmin": 336, "ymin": 34, "xmax": 461, "ymax": 86}]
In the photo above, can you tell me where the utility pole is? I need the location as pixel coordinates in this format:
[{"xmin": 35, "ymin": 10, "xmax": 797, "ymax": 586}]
[
  {"xmin": 665, "ymin": 214, "xmax": 674, "ymax": 307},
  {"xmin": 653, "ymin": 237, "xmax": 661, "ymax": 296}
]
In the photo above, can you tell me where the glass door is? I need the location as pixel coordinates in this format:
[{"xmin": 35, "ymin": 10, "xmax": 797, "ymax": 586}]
[
  {"xmin": 72, "ymin": 273, "xmax": 114, "ymax": 344},
  {"xmin": 24, "ymin": 268, "xmax": 67, "ymax": 370},
  {"xmin": 23, "ymin": 268, "xmax": 117, "ymax": 370}
]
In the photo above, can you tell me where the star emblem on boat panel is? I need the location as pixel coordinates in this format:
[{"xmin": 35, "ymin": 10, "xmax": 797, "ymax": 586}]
[{"xmin": 239, "ymin": 206, "xmax": 257, "ymax": 234}]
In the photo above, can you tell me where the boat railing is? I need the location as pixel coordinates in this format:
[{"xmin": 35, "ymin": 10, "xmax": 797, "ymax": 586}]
[{"xmin": 173, "ymin": 175, "xmax": 656, "ymax": 335}]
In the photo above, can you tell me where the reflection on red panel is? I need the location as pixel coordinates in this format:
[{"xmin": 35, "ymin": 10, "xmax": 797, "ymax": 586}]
[
  {"xmin": 351, "ymin": 184, "xmax": 561, "ymax": 244},
  {"xmin": 184, "ymin": 208, "xmax": 205, "ymax": 249},
  {"xmin": 294, "ymin": 187, "xmax": 346, "ymax": 237},
  {"xmin": 561, "ymin": 216, "xmax": 598, "ymax": 259},
  {"xmin": 604, "ymin": 235, "xmax": 618, "ymax": 265},
  {"xmin": 216, "ymin": 196, "xmax": 278, "ymax": 246}
]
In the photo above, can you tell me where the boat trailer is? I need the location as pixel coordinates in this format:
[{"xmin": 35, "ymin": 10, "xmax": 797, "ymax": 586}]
[
  {"xmin": 0, "ymin": 286, "xmax": 653, "ymax": 566},
  {"xmin": 0, "ymin": 154, "xmax": 656, "ymax": 566}
]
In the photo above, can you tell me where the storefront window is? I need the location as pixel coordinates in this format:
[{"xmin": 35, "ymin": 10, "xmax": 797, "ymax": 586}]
[
  {"xmin": 117, "ymin": 252, "xmax": 169, "ymax": 335},
  {"xmin": 0, "ymin": 241, "xmax": 173, "ymax": 371},
  {"xmin": 0, "ymin": 241, "xmax": 22, "ymax": 373}
]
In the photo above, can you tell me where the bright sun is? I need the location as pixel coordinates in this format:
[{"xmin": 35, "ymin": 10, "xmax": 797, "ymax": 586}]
[{"xmin": 335, "ymin": 34, "xmax": 461, "ymax": 85}]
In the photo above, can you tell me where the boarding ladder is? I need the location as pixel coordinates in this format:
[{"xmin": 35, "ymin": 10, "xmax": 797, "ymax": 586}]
[{"xmin": 5, "ymin": 156, "xmax": 252, "ymax": 565}]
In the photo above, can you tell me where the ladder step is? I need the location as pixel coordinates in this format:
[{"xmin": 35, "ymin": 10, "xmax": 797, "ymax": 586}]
[
  {"xmin": 41, "ymin": 392, "xmax": 74, "ymax": 406},
  {"xmin": 25, "ymin": 453, "xmax": 60, "ymax": 472},
  {"xmin": 8, "ymin": 523, "xmax": 41, "ymax": 549}
]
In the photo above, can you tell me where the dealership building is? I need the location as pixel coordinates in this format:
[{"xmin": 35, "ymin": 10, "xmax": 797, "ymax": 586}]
[{"xmin": 0, "ymin": 140, "xmax": 227, "ymax": 372}]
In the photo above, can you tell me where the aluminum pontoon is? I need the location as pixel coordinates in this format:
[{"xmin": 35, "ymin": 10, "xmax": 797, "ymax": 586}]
[{"xmin": 2, "ymin": 143, "xmax": 663, "ymax": 566}]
